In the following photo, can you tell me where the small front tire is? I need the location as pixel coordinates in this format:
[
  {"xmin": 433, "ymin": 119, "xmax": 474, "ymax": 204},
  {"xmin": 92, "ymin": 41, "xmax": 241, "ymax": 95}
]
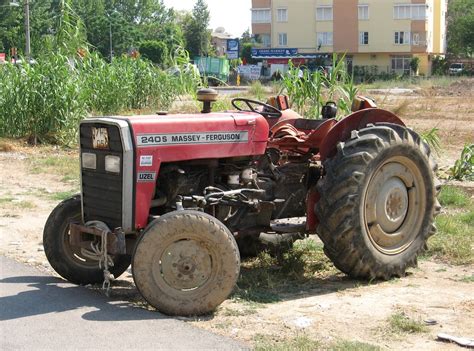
[
  {"xmin": 132, "ymin": 210, "xmax": 240, "ymax": 316},
  {"xmin": 43, "ymin": 196, "xmax": 131, "ymax": 284}
]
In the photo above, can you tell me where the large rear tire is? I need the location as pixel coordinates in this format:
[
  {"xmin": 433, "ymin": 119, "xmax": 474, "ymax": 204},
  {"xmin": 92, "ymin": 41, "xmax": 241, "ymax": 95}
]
[
  {"xmin": 43, "ymin": 196, "xmax": 131, "ymax": 284},
  {"xmin": 315, "ymin": 124, "xmax": 441, "ymax": 279},
  {"xmin": 132, "ymin": 210, "xmax": 240, "ymax": 316}
]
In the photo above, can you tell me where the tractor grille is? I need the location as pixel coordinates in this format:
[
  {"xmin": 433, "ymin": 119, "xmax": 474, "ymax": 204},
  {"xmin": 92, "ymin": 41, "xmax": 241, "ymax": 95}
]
[{"xmin": 80, "ymin": 123, "xmax": 124, "ymax": 230}]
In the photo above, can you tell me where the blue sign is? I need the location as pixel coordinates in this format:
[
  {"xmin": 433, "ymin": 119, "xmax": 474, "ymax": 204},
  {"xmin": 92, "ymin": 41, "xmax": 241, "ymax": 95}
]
[
  {"xmin": 227, "ymin": 39, "xmax": 240, "ymax": 60},
  {"xmin": 251, "ymin": 48, "xmax": 298, "ymax": 58}
]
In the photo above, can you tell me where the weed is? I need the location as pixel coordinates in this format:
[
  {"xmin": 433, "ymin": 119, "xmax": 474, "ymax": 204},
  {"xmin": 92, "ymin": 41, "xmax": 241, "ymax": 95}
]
[
  {"xmin": 420, "ymin": 128, "xmax": 442, "ymax": 155},
  {"xmin": 438, "ymin": 186, "xmax": 470, "ymax": 207},
  {"xmin": 249, "ymin": 81, "xmax": 266, "ymax": 101},
  {"xmin": 0, "ymin": 197, "xmax": 15, "ymax": 204},
  {"xmin": 254, "ymin": 334, "xmax": 320, "ymax": 351},
  {"xmin": 450, "ymin": 144, "xmax": 474, "ymax": 181},
  {"xmin": 0, "ymin": 198, "xmax": 36, "ymax": 209},
  {"xmin": 391, "ymin": 100, "xmax": 411, "ymax": 116},
  {"xmin": 389, "ymin": 312, "xmax": 427, "ymax": 334}
]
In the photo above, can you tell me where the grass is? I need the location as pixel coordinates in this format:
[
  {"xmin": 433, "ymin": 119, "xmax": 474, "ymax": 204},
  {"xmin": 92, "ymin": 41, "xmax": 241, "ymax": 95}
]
[
  {"xmin": 28, "ymin": 154, "xmax": 80, "ymax": 183},
  {"xmin": 388, "ymin": 312, "xmax": 427, "ymax": 334},
  {"xmin": 0, "ymin": 196, "xmax": 36, "ymax": 209},
  {"xmin": 438, "ymin": 186, "xmax": 470, "ymax": 207},
  {"xmin": 254, "ymin": 334, "xmax": 320, "ymax": 351},
  {"xmin": 458, "ymin": 275, "xmax": 474, "ymax": 283},
  {"xmin": 329, "ymin": 340, "xmax": 381, "ymax": 351},
  {"xmin": 364, "ymin": 76, "xmax": 459, "ymax": 90},
  {"xmin": 44, "ymin": 190, "xmax": 79, "ymax": 201},
  {"xmin": 254, "ymin": 335, "xmax": 381, "ymax": 351},
  {"xmin": 425, "ymin": 186, "xmax": 474, "ymax": 265},
  {"xmin": 232, "ymin": 239, "xmax": 338, "ymax": 304}
]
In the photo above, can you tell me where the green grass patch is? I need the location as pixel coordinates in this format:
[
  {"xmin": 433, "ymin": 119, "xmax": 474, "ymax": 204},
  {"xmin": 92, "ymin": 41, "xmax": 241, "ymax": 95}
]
[
  {"xmin": 28, "ymin": 154, "xmax": 80, "ymax": 183},
  {"xmin": 388, "ymin": 312, "xmax": 427, "ymax": 334},
  {"xmin": 0, "ymin": 198, "xmax": 36, "ymax": 210},
  {"xmin": 254, "ymin": 334, "xmax": 320, "ymax": 351},
  {"xmin": 48, "ymin": 190, "xmax": 78, "ymax": 201},
  {"xmin": 233, "ymin": 239, "xmax": 338, "ymax": 304},
  {"xmin": 329, "ymin": 340, "xmax": 381, "ymax": 351},
  {"xmin": 438, "ymin": 186, "xmax": 470, "ymax": 207},
  {"xmin": 425, "ymin": 185, "xmax": 474, "ymax": 265},
  {"xmin": 459, "ymin": 275, "xmax": 474, "ymax": 283}
]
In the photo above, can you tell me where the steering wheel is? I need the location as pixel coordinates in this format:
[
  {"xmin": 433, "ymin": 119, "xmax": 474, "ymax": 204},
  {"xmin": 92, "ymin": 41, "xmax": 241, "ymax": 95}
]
[{"xmin": 231, "ymin": 98, "xmax": 282, "ymax": 118}]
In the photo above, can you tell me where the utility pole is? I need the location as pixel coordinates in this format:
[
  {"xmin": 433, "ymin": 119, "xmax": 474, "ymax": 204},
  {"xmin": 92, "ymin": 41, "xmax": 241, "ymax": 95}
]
[
  {"xmin": 109, "ymin": 20, "xmax": 113, "ymax": 61},
  {"xmin": 24, "ymin": 0, "xmax": 31, "ymax": 59}
]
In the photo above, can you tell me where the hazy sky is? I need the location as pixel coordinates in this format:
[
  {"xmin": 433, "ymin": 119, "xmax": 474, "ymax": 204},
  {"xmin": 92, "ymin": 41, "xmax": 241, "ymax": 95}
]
[{"xmin": 163, "ymin": 0, "xmax": 251, "ymax": 37}]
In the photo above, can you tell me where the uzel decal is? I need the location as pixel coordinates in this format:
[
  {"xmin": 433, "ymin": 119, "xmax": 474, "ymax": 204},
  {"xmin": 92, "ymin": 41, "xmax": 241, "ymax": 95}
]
[
  {"xmin": 137, "ymin": 172, "xmax": 156, "ymax": 182},
  {"xmin": 140, "ymin": 155, "xmax": 153, "ymax": 166},
  {"xmin": 137, "ymin": 131, "xmax": 249, "ymax": 147}
]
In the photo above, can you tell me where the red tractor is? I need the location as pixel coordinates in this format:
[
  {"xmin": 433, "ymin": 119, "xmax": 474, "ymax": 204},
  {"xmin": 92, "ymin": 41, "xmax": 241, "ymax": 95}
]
[{"xmin": 43, "ymin": 90, "xmax": 440, "ymax": 315}]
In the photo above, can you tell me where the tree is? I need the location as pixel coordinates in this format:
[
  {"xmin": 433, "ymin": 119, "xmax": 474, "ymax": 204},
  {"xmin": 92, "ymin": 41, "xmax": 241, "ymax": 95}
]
[
  {"xmin": 447, "ymin": 0, "xmax": 474, "ymax": 57},
  {"xmin": 140, "ymin": 40, "xmax": 168, "ymax": 65},
  {"xmin": 183, "ymin": 0, "xmax": 211, "ymax": 58}
]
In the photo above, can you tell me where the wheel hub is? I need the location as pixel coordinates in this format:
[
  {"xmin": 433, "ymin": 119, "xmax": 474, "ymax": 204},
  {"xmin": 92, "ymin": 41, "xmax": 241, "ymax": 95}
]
[
  {"xmin": 376, "ymin": 178, "xmax": 408, "ymax": 233},
  {"xmin": 159, "ymin": 240, "xmax": 212, "ymax": 291}
]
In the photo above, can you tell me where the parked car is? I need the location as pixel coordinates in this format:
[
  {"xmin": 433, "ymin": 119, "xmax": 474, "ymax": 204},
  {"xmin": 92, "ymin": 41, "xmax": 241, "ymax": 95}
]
[{"xmin": 449, "ymin": 63, "xmax": 464, "ymax": 75}]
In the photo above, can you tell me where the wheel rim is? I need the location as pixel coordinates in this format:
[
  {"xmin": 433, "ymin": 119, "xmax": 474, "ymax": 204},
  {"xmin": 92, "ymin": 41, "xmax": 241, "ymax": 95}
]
[
  {"xmin": 364, "ymin": 156, "xmax": 426, "ymax": 255},
  {"xmin": 61, "ymin": 217, "xmax": 100, "ymax": 268},
  {"xmin": 154, "ymin": 239, "xmax": 213, "ymax": 291}
]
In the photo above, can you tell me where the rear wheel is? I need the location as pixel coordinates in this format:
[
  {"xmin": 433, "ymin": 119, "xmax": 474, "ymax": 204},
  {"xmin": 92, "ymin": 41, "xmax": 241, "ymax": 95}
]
[
  {"xmin": 316, "ymin": 124, "xmax": 441, "ymax": 279},
  {"xmin": 132, "ymin": 210, "xmax": 240, "ymax": 316},
  {"xmin": 43, "ymin": 196, "xmax": 131, "ymax": 284}
]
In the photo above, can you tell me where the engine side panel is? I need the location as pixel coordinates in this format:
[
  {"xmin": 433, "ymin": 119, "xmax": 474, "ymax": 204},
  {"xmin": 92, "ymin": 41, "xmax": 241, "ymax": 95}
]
[{"xmin": 128, "ymin": 112, "xmax": 270, "ymax": 229}]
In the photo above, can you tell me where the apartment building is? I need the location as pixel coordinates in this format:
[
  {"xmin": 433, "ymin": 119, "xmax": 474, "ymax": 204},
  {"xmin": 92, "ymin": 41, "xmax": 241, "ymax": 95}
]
[{"xmin": 251, "ymin": 0, "xmax": 447, "ymax": 76}]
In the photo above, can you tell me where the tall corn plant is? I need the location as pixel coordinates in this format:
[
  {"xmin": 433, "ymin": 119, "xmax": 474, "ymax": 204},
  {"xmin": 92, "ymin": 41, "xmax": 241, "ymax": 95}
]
[
  {"xmin": 0, "ymin": 54, "xmax": 86, "ymax": 145},
  {"xmin": 281, "ymin": 54, "xmax": 358, "ymax": 119}
]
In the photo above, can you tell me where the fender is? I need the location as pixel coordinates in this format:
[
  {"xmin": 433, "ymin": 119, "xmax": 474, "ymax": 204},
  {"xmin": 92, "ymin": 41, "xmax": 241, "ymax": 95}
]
[{"xmin": 319, "ymin": 108, "xmax": 405, "ymax": 161}]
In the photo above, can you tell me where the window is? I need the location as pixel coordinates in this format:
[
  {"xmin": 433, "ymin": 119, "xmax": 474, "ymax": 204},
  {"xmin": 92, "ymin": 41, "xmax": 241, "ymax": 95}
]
[
  {"xmin": 394, "ymin": 31, "xmax": 410, "ymax": 45},
  {"xmin": 261, "ymin": 34, "xmax": 271, "ymax": 48},
  {"xmin": 316, "ymin": 6, "xmax": 333, "ymax": 21},
  {"xmin": 411, "ymin": 5, "xmax": 426, "ymax": 20},
  {"xmin": 277, "ymin": 8, "xmax": 288, "ymax": 22},
  {"xmin": 317, "ymin": 32, "xmax": 333, "ymax": 46},
  {"xmin": 391, "ymin": 56, "xmax": 411, "ymax": 75},
  {"xmin": 252, "ymin": 9, "xmax": 271, "ymax": 23},
  {"xmin": 359, "ymin": 31, "xmax": 369, "ymax": 45},
  {"xmin": 394, "ymin": 5, "xmax": 427, "ymax": 20},
  {"xmin": 411, "ymin": 32, "xmax": 427, "ymax": 46},
  {"xmin": 394, "ymin": 5, "xmax": 411, "ymax": 19},
  {"xmin": 278, "ymin": 33, "xmax": 288, "ymax": 46},
  {"xmin": 358, "ymin": 5, "xmax": 369, "ymax": 20}
]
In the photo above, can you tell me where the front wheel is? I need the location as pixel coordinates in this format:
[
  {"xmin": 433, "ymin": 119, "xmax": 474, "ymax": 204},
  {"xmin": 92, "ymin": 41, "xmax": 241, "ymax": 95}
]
[
  {"xmin": 316, "ymin": 124, "xmax": 441, "ymax": 279},
  {"xmin": 132, "ymin": 210, "xmax": 240, "ymax": 316},
  {"xmin": 43, "ymin": 196, "xmax": 131, "ymax": 284}
]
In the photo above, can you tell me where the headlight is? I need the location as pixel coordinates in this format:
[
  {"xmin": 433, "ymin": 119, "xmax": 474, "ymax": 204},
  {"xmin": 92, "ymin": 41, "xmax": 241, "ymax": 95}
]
[
  {"xmin": 82, "ymin": 153, "xmax": 96, "ymax": 170},
  {"xmin": 105, "ymin": 155, "xmax": 121, "ymax": 173}
]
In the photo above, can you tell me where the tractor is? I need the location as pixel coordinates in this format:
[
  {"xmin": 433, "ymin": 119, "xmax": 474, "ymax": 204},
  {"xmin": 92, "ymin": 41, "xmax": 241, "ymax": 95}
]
[{"xmin": 43, "ymin": 89, "xmax": 440, "ymax": 316}]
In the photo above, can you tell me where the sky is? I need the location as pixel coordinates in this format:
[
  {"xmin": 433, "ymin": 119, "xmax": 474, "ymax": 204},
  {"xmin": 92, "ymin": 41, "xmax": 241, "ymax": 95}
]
[{"xmin": 162, "ymin": 0, "xmax": 251, "ymax": 38}]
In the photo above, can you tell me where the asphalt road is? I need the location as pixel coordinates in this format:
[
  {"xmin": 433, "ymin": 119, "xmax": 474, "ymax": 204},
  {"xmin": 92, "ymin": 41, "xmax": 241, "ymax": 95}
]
[{"xmin": 0, "ymin": 256, "xmax": 247, "ymax": 350}]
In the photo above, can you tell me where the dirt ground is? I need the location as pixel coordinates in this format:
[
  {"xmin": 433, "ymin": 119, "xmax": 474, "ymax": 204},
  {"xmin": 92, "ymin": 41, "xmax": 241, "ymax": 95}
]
[{"xmin": 1, "ymin": 79, "xmax": 473, "ymax": 350}]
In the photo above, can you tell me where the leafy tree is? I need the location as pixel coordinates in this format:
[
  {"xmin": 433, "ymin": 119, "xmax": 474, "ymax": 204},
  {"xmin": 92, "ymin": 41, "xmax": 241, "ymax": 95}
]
[
  {"xmin": 447, "ymin": 0, "xmax": 474, "ymax": 57},
  {"xmin": 241, "ymin": 42, "xmax": 257, "ymax": 65},
  {"xmin": 183, "ymin": 0, "xmax": 211, "ymax": 58},
  {"xmin": 140, "ymin": 40, "xmax": 168, "ymax": 65}
]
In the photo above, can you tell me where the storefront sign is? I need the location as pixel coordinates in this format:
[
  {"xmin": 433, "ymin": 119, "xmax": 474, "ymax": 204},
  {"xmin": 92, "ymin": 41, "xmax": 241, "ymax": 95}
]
[
  {"xmin": 238, "ymin": 65, "xmax": 261, "ymax": 80},
  {"xmin": 227, "ymin": 39, "xmax": 240, "ymax": 60},
  {"xmin": 251, "ymin": 48, "xmax": 298, "ymax": 58}
]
